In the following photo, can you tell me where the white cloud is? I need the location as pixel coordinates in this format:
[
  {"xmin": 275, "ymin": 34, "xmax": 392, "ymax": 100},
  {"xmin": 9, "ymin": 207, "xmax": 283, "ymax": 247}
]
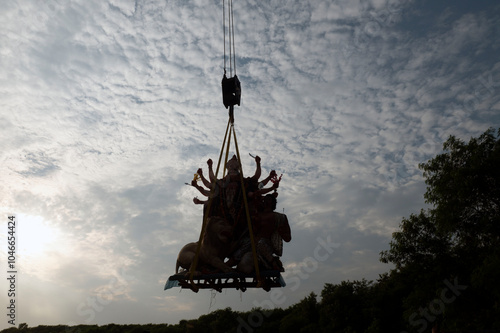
[{"xmin": 1, "ymin": 0, "xmax": 499, "ymax": 329}]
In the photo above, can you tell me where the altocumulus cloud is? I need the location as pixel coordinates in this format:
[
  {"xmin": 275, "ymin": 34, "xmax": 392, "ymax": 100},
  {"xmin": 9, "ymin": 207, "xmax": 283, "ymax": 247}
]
[{"xmin": 0, "ymin": 0, "xmax": 499, "ymax": 329}]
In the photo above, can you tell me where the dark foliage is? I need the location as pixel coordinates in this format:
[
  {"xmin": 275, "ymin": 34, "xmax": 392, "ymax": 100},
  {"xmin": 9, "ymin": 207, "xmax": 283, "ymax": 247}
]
[{"xmin": 380, "ymin": 128, "xmax": 500, "ymax": 332}]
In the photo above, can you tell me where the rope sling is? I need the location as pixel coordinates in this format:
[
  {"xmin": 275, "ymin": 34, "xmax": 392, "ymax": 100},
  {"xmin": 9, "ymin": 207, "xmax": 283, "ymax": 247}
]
[{"xmin": 188, "ymin": 0, "xmax": 262, "ymax": 290}]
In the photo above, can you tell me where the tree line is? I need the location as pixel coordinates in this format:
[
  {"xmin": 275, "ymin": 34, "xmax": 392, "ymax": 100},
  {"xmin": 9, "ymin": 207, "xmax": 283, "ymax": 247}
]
[{"xmin": 2, "ymin": 128, "xmax": 499, "ymax": 333}]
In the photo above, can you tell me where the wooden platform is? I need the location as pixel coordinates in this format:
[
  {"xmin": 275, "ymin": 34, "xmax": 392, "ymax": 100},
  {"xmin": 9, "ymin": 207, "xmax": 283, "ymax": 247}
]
[{"xmin": 164, "ymin": 270, "xmax": 286, "ymax": 292}]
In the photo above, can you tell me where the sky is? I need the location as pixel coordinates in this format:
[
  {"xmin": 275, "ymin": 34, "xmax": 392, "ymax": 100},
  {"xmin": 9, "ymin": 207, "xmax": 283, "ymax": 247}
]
[{"xmin": 1, "ymin": 0, "xmax": 499, "ymax": 330}]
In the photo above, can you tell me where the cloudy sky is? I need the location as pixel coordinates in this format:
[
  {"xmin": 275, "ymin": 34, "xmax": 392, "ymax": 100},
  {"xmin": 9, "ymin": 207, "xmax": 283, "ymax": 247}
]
[{"xmin": 1, "ymin": 0, "xmax": 499, "ymax": 329}]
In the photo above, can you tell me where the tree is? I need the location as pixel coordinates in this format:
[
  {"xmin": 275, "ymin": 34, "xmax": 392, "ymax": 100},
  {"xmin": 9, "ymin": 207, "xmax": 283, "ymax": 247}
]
[
  {"xmin": 319, "ymin": 280, "xmax": 373, "ymax": 332},
  {"xmin": 210, "ymin": 308, "xmax": 237, "ymax": 333},
  {"xmin": 280, "ymin": 292, "xmax": 319, "ymax": 333},
  {"xmin": 367, "ymin": 272, "xmax": 410, "ymax": 332},
  {"xmin": 421, "ymin": 128, "xmax": 500, "ymax": 248},
  {"xmin": 380, "ymin": 128, "xmax": 500, "ymax": 331}
]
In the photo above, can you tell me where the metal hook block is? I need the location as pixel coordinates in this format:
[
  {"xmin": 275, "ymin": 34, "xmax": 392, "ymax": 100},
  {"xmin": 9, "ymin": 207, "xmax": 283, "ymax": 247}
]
[{"xmin": 222, "ymin": 74, "xmax": 241, "ymax": 109}]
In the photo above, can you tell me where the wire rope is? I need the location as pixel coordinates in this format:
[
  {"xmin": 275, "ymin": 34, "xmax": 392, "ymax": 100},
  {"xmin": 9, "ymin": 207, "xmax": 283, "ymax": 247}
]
[{"xmin": 223, "ymin": 0, "xmax": 237, "ymax": 76}]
